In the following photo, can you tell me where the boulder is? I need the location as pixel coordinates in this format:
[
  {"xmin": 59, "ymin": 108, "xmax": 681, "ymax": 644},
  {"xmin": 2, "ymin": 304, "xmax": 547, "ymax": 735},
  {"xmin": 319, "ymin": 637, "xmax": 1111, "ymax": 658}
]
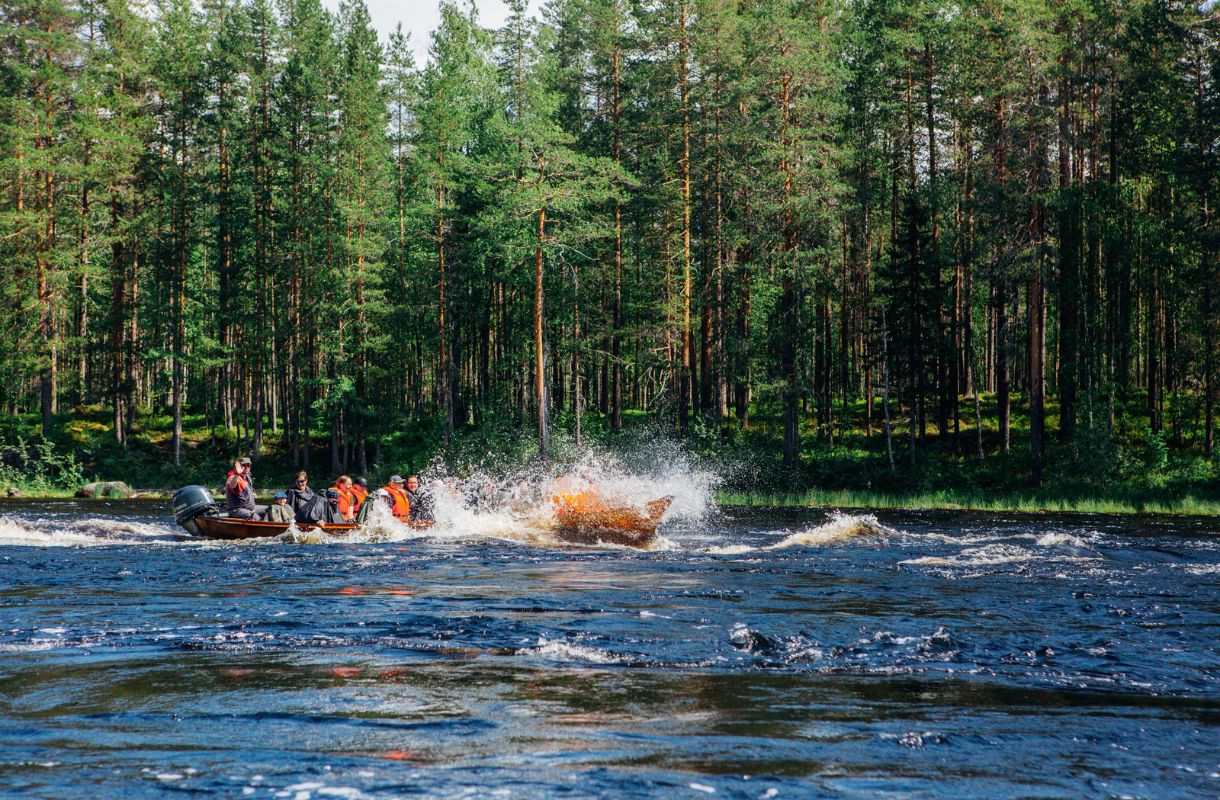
[
  {"xmin": 5, "ymin": 487, "xmax": 20, "ymax": 497},
  {"xmin": 75, "ymin": 481, "xmax": 133, "ymax": 499}
]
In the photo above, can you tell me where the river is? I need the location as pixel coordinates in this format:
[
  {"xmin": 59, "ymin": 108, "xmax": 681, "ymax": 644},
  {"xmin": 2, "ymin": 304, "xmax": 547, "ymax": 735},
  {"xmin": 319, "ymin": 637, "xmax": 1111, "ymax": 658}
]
[{"xmin": 0, "ymin": 499, "xmax": 1217, "ymax": 798}]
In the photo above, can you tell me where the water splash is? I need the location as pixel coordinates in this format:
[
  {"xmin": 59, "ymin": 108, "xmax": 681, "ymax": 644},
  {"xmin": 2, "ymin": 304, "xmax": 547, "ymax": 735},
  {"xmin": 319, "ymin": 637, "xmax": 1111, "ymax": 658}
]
[
  {"xmin": 336, "ymin": 444, "xmax": 717, "ymax": 549},
  {"xmin": 766, "ymin": 512, "xmax": 899, "ymax": 550}
]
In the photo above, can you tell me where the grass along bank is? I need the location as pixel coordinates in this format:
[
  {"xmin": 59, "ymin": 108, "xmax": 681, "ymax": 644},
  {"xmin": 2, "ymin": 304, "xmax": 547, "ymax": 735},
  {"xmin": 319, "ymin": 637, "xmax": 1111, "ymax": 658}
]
[{"xmin": 716, "ymin": 488, "xmax": 1220, "ymax": 516}]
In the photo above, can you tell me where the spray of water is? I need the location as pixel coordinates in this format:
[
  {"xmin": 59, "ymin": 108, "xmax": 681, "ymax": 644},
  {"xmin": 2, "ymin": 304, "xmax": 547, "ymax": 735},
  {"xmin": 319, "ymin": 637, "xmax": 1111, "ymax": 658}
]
[
  {"xmin": 765, "ymin": 512, "xmax": 899, "ymax": 549},
  {"xmin": 698, "ymin": 511, "xmax": 899, "ymax": 555},
  {"xmin": 339, "ymin": 442, "xmax": 719, "ymax": 548}
]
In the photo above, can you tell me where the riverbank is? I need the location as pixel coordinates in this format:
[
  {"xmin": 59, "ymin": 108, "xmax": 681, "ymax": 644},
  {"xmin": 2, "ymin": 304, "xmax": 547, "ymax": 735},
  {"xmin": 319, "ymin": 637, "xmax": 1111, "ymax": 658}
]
[
  {"xmin": 716, "ymin": 489, "xmax": 1220, "ymax": 516},
  {"xmin": 3, "ymin": 489, "xmax": 1216, "ymax": 517},
  {"xmin": 3, "ymin": 402, "xmax": 1217, "ymax": 518}
]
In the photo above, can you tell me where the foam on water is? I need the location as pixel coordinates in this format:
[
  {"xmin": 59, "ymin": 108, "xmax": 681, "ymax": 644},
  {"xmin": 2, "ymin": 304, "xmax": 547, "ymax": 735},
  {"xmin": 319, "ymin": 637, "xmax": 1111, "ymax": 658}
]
[
  {"xmin": 900, "ymin": 540, "xmax": 1103, "ymax": 569},
  {"xmin": 0, "ymin": 514, "xmax": 184, "ymax": 547},
  {"xmin": 766, "ymin": 512, "xmax": 899, "ymax": 549},
  {"xmin": 696, "ymin": 512, "xmax": 900, "ymax": 554},
  {"xmin": 519, "ymin": 636, "xmax": 634, "ymax": 665}
]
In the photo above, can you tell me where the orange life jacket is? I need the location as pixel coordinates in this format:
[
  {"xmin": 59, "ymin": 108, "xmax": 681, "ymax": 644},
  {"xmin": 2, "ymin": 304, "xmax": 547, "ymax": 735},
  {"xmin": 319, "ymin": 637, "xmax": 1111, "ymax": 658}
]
[
  {"xmin": 350, "ymin": 484, "xmax": 368, "ymax": 513},
  {"xmin": 333, "ymin": 483, "xmax": 356, "ymax": 520},
  {"xmin": 382, "ymin": 485, "xmax": 410, "ymax": 520}
]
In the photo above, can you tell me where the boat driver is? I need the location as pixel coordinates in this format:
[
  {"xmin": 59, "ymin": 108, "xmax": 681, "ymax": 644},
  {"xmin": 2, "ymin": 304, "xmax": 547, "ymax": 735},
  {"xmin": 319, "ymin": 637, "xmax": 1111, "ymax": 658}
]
[{"xmin": 225, "ymin": 457, "xmax": 267, "ymax": 520}]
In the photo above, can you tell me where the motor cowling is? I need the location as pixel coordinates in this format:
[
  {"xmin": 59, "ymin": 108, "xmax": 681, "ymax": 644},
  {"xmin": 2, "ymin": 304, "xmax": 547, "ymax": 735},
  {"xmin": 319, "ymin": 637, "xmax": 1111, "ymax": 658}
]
[{"xmin": 172, "ymin": 485, "xmax": 218, "ymax": 536}]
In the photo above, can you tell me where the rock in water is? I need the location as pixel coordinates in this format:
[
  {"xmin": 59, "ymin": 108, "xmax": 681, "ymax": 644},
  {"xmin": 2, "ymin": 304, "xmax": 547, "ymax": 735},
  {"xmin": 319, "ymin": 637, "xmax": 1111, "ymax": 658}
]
[{"xmin": 76, "ymin": 481, "xmax": 133, "ymax": 499}]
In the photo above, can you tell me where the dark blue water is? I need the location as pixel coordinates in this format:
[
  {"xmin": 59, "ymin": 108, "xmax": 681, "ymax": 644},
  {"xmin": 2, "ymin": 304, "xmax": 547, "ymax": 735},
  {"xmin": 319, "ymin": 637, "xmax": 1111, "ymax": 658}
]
[{"xmin": 0, "ymin": 500, "xmax": 1217, "ymax": 799}]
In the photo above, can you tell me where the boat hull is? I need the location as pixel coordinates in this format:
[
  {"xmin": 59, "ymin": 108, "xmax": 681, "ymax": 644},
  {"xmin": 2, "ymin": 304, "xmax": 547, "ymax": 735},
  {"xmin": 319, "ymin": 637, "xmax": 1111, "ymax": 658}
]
[
  {"xmin": 553, "ymin": 497, "xmax": 672, "ymax": 547},
  {"xmin": 193, "ymin": 516, "xmax": 360, "ymax": 540}
]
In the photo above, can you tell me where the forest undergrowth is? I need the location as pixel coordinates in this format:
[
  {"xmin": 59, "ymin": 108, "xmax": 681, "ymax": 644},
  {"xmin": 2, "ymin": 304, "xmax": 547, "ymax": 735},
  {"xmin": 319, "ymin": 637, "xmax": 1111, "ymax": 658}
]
[{"xmin": 2, "ymin": 391, "xmax": 1215, "ymax": 516}]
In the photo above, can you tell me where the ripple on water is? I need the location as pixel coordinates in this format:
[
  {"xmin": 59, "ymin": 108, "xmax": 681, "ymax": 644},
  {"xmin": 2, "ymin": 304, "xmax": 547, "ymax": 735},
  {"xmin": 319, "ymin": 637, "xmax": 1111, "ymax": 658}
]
[{"xmin": 0, "ymin": 501, "xmax": 1218, "ymax": 799}]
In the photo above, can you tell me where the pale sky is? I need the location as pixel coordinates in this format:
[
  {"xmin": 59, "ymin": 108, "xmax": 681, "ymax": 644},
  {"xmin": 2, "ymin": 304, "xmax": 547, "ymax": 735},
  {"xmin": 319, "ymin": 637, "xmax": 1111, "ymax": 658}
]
[{"xmin": 322, "ymin": 0, "xmax": 543, "ymax": 66}]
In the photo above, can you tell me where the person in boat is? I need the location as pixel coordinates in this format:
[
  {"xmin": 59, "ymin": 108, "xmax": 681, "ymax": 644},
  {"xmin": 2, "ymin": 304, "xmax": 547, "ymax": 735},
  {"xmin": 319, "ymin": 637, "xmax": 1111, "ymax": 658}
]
[
  {"xmin": 265, "ymin": 491, "xmax": 293, "ymax": 523},
  {"xmin": 381, "ymin": 475, "xmax": 411, "ymax": 522},
  {"xmin": 225, "ymin": 457, "xmax": 266, "ymax": 520},
  {"xmin": 320, "ymin": 488, "xmax": 348, "ymax": 525},
  {"xmin": 405, "ymin": 475, "xmax": 435, "ymax": 524},
  {"xmin": 332, "ymin": 475, "xmax": 357, "ymax": 521},
  {"xmin": 286, "ymin": 470, "xmax": 326, "ymax": 524},
  {"xmin": 351, "ymin": 477, "xmax": 369, "ymax": 514}
]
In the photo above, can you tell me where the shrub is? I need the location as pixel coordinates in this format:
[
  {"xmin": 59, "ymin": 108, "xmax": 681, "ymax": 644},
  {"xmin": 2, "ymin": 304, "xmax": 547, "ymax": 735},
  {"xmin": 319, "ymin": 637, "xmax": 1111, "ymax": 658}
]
[{"xmin": 0, "ymin": 437, "xmax": 88, "ymax": 492}]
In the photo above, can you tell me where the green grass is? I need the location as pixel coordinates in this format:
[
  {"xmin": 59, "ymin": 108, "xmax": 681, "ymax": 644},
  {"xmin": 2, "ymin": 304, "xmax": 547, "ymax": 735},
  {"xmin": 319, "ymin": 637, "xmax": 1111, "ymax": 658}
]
[
  {"xmin": 0, "ymin": 488, "xmax": 82, "ymax": 500},
  {"xmin": 717, "ymin": 488, "xmax": 1220, "ymax": 516}
]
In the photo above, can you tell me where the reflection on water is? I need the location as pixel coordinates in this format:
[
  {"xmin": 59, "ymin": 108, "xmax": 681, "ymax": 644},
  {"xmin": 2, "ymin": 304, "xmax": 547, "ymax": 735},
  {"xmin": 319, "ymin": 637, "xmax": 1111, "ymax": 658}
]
[{"xmin": 0, "ymin": 499, "xmax": 1218, "ymax": 798}]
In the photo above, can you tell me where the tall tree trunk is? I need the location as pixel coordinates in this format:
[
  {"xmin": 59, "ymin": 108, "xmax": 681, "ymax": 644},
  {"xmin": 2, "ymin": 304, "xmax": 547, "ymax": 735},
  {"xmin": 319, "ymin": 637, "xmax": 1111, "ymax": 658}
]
[
  {"xmin": 992, "ymin": 94, "xmax": 1009, "ymax": 453},
  {"xmin": 677, "ymin": 0, "xmax": 693, "ymax": 432},
  {"xmin": 713, "ymin": 80, "xmax": 728, "ymax": 427},
  {"xmin": 437, "ymin": 166, "xmax": 453, "ymax": 443},
  {"xmin": 218, "ymin": 107, "xmax": 233, "ymax": 433},
  {"xmin": 611, "ymin": 39, "xmax": 624, "ymax": 432},
  {"xmin": 75, "ymin": 181, "xmax": 89, "ymax": 404},
  {"xmin": 1057, "ymin": 33, "xmax": 1080, "ymax": 443},
  {"xmin": 573, "ymin": 259, "xmax": 582, "ymax": 447},
  {"xmin": 110, "ymin": 198, "xmax": 126, "ymax": 447},
  {"xmin": 36, "ymin": 95, "xmax": 56, "ymax": 437},
  {"xmin": 535, "ymin": 206, "xmax": 548, "ymax": 460},
  {"xmin": 881, "ymin": 305, "xmax": 895, "ymax": 470},
  {"xmin": 996, "ymin": 278, "xmax": 1010, "ymax": 452},
  {"xmin": 779, "ymin": 60, "xmax": 799, "ymax": 471},
  {"xmin": 1029, "ymin": 69, "xmax": 1047, "ymax": 484}
]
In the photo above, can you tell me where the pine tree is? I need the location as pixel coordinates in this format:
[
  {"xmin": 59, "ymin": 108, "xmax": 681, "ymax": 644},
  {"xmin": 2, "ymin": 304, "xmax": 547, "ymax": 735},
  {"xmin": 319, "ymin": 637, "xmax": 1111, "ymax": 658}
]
[
  {"xmin": 485, "ymin": 0, "xmax": 621, "ymax": 458},
  {"xmin": 331, "ymin": 0, "xmax": 391, "ymax": 472},
  {"xmin": 413, "ymin": 2, "xmax": 494, "ymax": 443},
  {"xmin": 0, "ymin": 0, "xmax": 82, "ymax": 436},
  {"xmin": 157, "ymin": 0, "xmax": 207, "ymax": 462},
  {"xmin": 743, "ymin": 0, "xmax": 844, "ymax": 470},
  {"xmin": 275, "ymin": 0, "xmax": 337, "ymax": 465}
]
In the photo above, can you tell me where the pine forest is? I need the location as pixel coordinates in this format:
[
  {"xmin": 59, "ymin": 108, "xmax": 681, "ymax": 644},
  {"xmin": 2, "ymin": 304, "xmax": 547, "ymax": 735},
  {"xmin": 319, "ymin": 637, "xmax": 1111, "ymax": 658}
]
[{"xmin": 1, "ymin": 0, "xmax": 1218, "ymax": 505}]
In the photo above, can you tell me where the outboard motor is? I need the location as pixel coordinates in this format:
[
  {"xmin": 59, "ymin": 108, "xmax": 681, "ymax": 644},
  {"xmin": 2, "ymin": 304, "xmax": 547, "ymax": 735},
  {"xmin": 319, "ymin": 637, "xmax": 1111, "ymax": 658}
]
[{"xmin": 172, "ymin": 485, "xmax": 218, "ymax": 536}]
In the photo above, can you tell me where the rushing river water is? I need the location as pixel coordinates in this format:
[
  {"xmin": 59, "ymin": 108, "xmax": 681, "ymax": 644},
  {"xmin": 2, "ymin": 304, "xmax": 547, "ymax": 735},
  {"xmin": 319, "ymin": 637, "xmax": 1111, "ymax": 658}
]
[{"xmin": 0, "ymin": 498, "xmax": 1217, "ymax": 799}]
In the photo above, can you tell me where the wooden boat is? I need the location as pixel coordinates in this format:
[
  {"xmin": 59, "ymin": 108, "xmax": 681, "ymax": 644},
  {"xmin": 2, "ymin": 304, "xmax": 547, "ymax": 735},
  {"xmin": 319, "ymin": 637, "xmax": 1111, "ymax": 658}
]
[
  {"xmin": 194, "ymin": 516, "xmax": 360, "ymax": 540},
  {"xmin": 552, "ymin": 496, "xmax": 673, "ymax": 547}
]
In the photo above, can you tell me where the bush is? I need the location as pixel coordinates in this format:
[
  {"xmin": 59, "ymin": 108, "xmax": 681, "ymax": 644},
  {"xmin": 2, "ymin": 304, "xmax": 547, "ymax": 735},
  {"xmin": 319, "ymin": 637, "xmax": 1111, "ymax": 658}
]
[{"xmin": 0, "ymin": 437, "xmax": 88, "ymax": 492}]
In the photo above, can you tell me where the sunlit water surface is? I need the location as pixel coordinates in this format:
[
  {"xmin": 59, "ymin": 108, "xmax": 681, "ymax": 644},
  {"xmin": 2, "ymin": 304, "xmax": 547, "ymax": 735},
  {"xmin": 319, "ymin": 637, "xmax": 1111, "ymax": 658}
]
[{"xmin": 0, "ymin": 499, "xmax": 1217, "ymax": 799}]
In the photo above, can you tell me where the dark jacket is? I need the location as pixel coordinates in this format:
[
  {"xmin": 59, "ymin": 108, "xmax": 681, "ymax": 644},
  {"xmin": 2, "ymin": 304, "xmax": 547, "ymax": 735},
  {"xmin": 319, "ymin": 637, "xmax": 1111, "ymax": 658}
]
[
  {"xmin": 320, "ymin": 501, "xmax": 347, "ymax": 525},
  {"xmin": 286, "ymin": 486, "xmax": 325, "ymax": 524}
]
